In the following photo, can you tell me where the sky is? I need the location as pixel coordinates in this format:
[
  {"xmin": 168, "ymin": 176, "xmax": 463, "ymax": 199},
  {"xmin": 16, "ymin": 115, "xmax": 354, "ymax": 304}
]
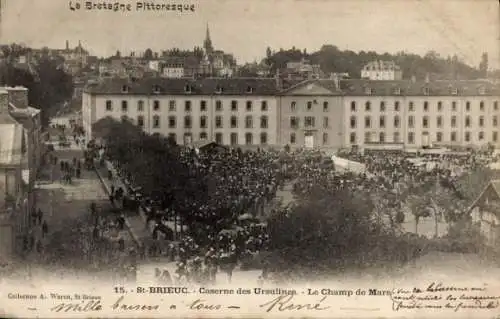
[{"xmin": 1, "ymin": 0, "xmax": 499, "ymax": 69}]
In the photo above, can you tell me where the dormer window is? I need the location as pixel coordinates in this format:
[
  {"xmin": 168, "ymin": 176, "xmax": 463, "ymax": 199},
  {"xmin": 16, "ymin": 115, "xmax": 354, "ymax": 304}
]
[
  {"xmin": 451, "ymin": 87, "xmax": 458, "ymax": 95},
  {"xmin": 365, "ymin": 87, "xmax": 372, "ymax": 95},
  {"xmin": 246, "ymin": 86, "xmax": 254, "ymax": 94},
  {"xmin": 393, "ymin": 87, "xmax": 401, "ymax": 95},
  {"xmin": 216, "ymin": 85, "xmax": 223, "ymax": 94},
  {"xmin": 423, "ymin": 87, "xmax": 430, "ymax": 95},
  {"xmin": 478, "ymin": 86, "xmax": 486, "ymax": 95},
  {"xmin": 153, "ymin": 85, "xmax": 161, "ymax": 93},
  {"xmin": 184, "ymin": 85, "xmax": 192, "ymax": 93},
  {"xmin": 122, "ymin": 85, "xmax": 129, "ymax": 93}
]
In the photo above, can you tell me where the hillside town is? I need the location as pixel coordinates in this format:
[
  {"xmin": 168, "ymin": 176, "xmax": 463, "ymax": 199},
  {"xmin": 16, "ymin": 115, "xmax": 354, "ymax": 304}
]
[{"xmin": 0, "ymin": 21, "xmax": 500, "ymax": 289}]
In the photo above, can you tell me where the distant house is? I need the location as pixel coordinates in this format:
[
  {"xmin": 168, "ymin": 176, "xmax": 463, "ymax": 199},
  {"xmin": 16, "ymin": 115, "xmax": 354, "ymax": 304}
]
[
  {"xmin": 468, "ymin": 180, "xmax": 500, "ymax": 249},
  {"xmin": 361, "ymin": 60, "xmax": 402, "ymax": 80}
]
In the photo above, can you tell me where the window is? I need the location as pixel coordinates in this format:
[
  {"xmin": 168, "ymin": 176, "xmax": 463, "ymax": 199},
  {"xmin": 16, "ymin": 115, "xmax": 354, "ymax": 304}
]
[
  {"xmin": 184, "ymin": 116, "xmax": 192, "ymax": 129},
  {"xmin": 168, "ymin": 133, "xmax": 176, "ymax": 142},
  {"xmin": 245, "ymin": 116, "xmax": 253, "ymax": 128},
  {"xmin": 200, "ymin": 100, "xmax": 207, "ymax": 112},
  {"xmin": 245, "ymin": 133, "xmax": 253, "ymax": 145},
  {"xmin": 436, "ymin": 132, "xmax": 443, "ymax": 142},
  {"xmin": 350, "ymin": 116, "xmax": 356, "ymax": 129},
  {"xmin": 167, "ymin": 100, "xmax": 174, "ymax": 111},
  {"xmin": 322, "ymin": 133, "xmax": 328, "ymax": 145},
  {"xmin": 451, "ymin": 132, "xmax": 457, "ymax": 142},
  {"xmin": 200, "ymin": 116, "xmax": 207, "ymax": 128},
  {"xmin": 452, "ymin": 101, "xmax": 457, "ymax": 111},
  {"xmin": 393, "ymin": 132, "xmax": 400, "ymax": 143},
  {"xmin": 379, "ymin": 132, "xmax": 385, "ymax": 143},
  {"xmin": 479, "ymin": 132, "xmax": 485, "ymax": 140},
  {"xmin": 184, "ymin": 133, "xmax": 192, "ymax": 144},
  {"xmin": 350, "ymin": 133, "xmax": 356, "ymax": 144},
  {"xmin": 408, "ymin": 116, "xmax": 414, "ymax": 128},
  {"xmin": 495, "ymin": 101, "xmax": 499, "ymax": 111},
  {"xmin": 137, "ymin": 100, "xmax": 144, "ymax": 112},
  {"xmin": 365, "ymin": 87, "xmax": 372, "ymax": 95},
  {"xmin": 408, "ymin": 132, "xmax": 415, "ymax": 144},
  {"xmin": 409, "ymin": 101, "xmax": 414, "ymax": 112},
  {"xmin": 437, "ymin": 116, "xmax": 442, "ymax": 128},
  {"xmin": 185, "ymin": 100, "xmax": 192, "ymax": 112},
  {"xmin": 137, "ymin": 115, "xmax": 144, "ymax": 127},
  {"xmin": 479, "ymin": 87, "xmax": 486, "ymax": 95},
  {"xmin": 480, "ymin": 101, "xmax": 485, "ymax": 111},
  {"xmin": 261, "ymin": 116, "xmax": 268, "ymax": 129},
  {"xmin": 493, "ymin": 116, "xmax": 498, "ymax": 127},
  {"xmin": 246, "ymin": 86, "xmax": 253, "ymax": 94},
  {"xmin": 153, "ymin": 115, "xmax": 160, "ymax": 128},
  {"xmin": 437, "ymin": 101, "xmax": 442, "ymax": 112},
  {"xmin": 451, "ymin": 116, "xmax": 457, "ymax": 128},
  {"xmin": 380, "ymin": 101, "xmax": 386, "ymax": 112},
  {"xmin": 451, "ymin": 88, "xmax": 458, "ymax": 95},
  {"xmin": 350, "ymin": 101, "xmax": 356, "ymax": 112},
  {"xmin": 307, "ymin": 101, "xmax": 313, "ymax": 111},
  {"xmin": 230, "ymin": 133, "xmax": 238, "ymax": 145},
  {"xmin": 122, "ymin": 85, "xmax": 129, "ymax": 93},
  {"xmin": 494, "ymin": 132, "xmax": 498, "ymax": 142},
  {"xmin": 423, "ymin": 101, "xmax": 429, "ymax": 112},
  {"xmin": 323, "ymin": 117, "xmax": 329, "ymax": 128},
  {"xmin": 153, "ymin": 85, "xmax": 161, "ymax": 93},
  {"xmin": 261, "ymin": 101, "xmax": 268, "ymax": 111},
  {"xmin": 305, "ymin": 116, "xmax": 315, "ymax": 128},
  {"xmin": 215, "ymin": 133, "xmax": 223, "ymax": 144},
  {"xmin": 394, "ymin": 116, "xmax": 400, "ymax": 128},
  {"xmin": 394, "ymin": 101, "xmax": 400, "ymax": 112},
  {"xmin": 261, "ymin": 132, "xmax": 268, "ymax": 144},
  {"xmin": 231, "ymin": 100, "xmax": 238, "ymax": 111},
  {"xmin": 168, "ymin": 116, "xmax": 176, "ymax": 128},
  {"xmin": 216, "ymin": 116, "xmax": 223, "ymax": 128},
  {"xmin": 479, "ymin": 116, "xmax": 484, "ymax": 127},
  {"xmin": 105, "ymin": 100, "xmax": 112, "ymax": 111},
  {"xmin": 184, "ymin": 85, "xmax": 192, "ymax": 93},
  {"xmin": 246, "ymin": 101, "xmax": 253, "ymax": 111},
  {"xmin": 422, "ymin": 116, "xmax": 429, "ymax": 128},
  {"xmin": 290, "ymin": 133, "xmax": 296, "ymax": 144},
  {"xmin": 466, "ymin": 101, "xmax": 471, "ymax": 112},
  {"xmin": 364, "ymin": 132, "xmax": 371, "ymax": 143},
  {"xmin": 379, "ymin": 116, "xmax": 385, "ymax": 128},
  {"xmin": 465, "ymin": 116, "xmax": 471, "ymax": 127},
  {"xmin": 465, "ymin": 132, "xmax": 471, "ymax": 142},
  {"xmin": 323, "ymin": 101, "xmax": 329, "ymax": 112},
  {"xmin": 423, "ymin": 87, "xmax": 430, "ymax": 95},
  {"xmin": 365, "ymin": 101, "xmax": 371, "ymax": 111},
  {"xmin": 120, "ymin": 100, "xmax": 128, "ymax": 112},
  {"xmin": 230, "ymin": 116, "xmax": 238, "ymax": 128},
  {"xmin": 365, "ymin": 116, "xmax": 371, "ymax": 128},
  {"xmin": 216, "ymin": 85, "xmax": 223, "ymax": 94},
  {"xmin": 394, "ymin": 88, "xmax": 401, "ymax": 95},
  {"xmin": 216, "ymin": 100, "xmax": 222, "ymax": 111},
  {"xmin": 153, "ymin": 100, "xmax": 161, "ymax": 111},
  {"xmin": 290, "ymin": 117, "xmax": 299, "ymax": 128},
  {"xmin": 200, "ymin": 132, "xmax": 207, "ymax": 140},
  {"xmin": 291, "ymin": 101, "xmax": 297, "ymax": 111}
]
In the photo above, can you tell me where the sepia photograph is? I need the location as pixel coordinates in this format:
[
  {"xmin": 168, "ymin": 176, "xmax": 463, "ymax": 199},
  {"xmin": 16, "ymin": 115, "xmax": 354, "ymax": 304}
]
[{"xmin": 0, "ymin": 0, "xmax": 499, "ymax": 317}]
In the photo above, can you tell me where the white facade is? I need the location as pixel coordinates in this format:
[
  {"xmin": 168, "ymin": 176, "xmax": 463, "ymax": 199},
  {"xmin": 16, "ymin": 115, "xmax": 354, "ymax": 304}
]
[{"xmin": 361, "ymin": 61, "xmax": 403, "ymax": 81}]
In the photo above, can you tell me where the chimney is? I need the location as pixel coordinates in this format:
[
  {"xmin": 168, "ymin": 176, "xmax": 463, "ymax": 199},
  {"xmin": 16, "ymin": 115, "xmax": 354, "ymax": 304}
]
[
  {"xmin": 275, "ymin": 69, "xmax": 282, "ymax": 90},
  {"xmin": 66, "ymin": 40, "xmax": 69, "ymax": 50},
  {"xmin": 7, "ymin": 87, "xmax": 28, "ymax": 109},
  {"xmin": 331, "ymin": 73, "xmax": 340, "ymax": 89}
]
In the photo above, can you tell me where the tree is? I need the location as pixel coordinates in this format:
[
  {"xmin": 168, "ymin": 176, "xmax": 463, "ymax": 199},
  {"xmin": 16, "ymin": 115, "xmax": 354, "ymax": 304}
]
[
  {"xmin": 144, "ymin": 48, "xmax": 153, "ymax": 60},
  {"xmin": 479, "ymin": 52, "xmax": 488, "ymax": 78}
]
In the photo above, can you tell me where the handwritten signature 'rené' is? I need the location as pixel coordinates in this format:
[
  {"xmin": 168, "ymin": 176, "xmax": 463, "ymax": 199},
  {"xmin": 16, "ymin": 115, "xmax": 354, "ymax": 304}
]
[{"xmin": 259, "ymin": 295, "xmax": 331, "ymax": 313}]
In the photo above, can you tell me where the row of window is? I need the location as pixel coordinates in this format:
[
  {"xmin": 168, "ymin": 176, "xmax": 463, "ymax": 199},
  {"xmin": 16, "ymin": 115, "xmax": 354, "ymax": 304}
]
[
  {"xmin": 289, "ymin": 116, "xmax": 329, "ymax": 129},
  {"xmin": 349, "ymin": 100, "xmax": 500, "ymax": 113},
  {"xmin": 349, "ymin": 115, "xmax": 500, "ymax": 129},
  {"xmin": 348, "ymin": 131, "xmax": 500, "ymax": 144},
  {"xmin": 137, "ymin": 115, "xmax": 270, "ymax": 129},
  {"xmin": 290, "ymin": 101, "xmax": 331, "ymax": 112},
  {"xmin": 121, "ymin": 84, "xmax": 258, "ymax": 95},
  {"xmin": 106, "ymin": 99, "xmax": 269, "ymax": 112},
  {"xmin": 288, "ymin": 132, "xmax": 330, "ymax": 145},
  {"xmin": 179, "ymin": 132, "xmax": 269, "ymax": 145}
]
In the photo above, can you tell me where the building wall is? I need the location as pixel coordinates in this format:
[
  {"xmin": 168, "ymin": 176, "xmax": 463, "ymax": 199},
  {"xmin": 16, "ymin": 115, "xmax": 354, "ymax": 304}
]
[
  {"xmin": 361, "ymin": 70, "xmax": 402, "ymax": 81},
  {"xmin": 343, "ymin": 95, "xmax": 500, "ymax": 150},
  {"xmin": 162, "ymin": 67, "xmax": 184, "ymax": 78},
  {"xmin": 279, "ymin": 95, "xmax": 344, "ymax": 151}
]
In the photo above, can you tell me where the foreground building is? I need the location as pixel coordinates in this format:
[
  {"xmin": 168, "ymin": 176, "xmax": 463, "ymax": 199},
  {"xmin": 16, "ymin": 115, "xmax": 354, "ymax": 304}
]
[{"xmin": 82, "ymin": 77, "xmax": 500, "ymax": 151}]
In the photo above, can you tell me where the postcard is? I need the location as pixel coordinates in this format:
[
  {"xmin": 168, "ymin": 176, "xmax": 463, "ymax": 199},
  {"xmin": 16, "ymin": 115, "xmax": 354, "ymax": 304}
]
[{"xmin": 0, "ymin": 0, "xmax": 499, "ymax": 318}]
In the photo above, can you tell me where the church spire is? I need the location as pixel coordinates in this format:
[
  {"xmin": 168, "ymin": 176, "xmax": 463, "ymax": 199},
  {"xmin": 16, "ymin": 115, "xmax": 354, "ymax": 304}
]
[{"xmin": 203, "ymin": 23, "xmax": 213, "ymax": 55}]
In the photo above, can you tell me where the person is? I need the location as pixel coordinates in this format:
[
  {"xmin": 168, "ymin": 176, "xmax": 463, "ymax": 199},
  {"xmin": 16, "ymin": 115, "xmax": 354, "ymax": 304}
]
[
  {"xmin": 42, "ymin": 221, "xmax": 48, "ymax": 237},
  {"xmin": 37, "ymin": 209, "xmax": 43, "ymax": 225}
]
